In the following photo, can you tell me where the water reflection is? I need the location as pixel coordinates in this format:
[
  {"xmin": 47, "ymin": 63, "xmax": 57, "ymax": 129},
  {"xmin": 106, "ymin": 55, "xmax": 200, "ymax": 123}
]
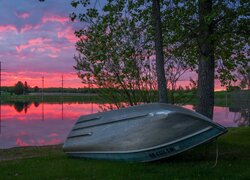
[
  {"xmin": 0, "ymin": 102, "xmax": 100, "ymax": 149},
  {"xmin": 229, "ymin": 107, "xmax": 250, "ymax": 126},
  {"xmin": 13, "ymin": 102, "xmax": 32, "ymax": 113},
  {"xmin": 183, "ymin": 105, "xmax": 250, "ymax": 127},
  {"xmin": 0, "ymin": 102, "xmax": 249, "ymax": 149}
]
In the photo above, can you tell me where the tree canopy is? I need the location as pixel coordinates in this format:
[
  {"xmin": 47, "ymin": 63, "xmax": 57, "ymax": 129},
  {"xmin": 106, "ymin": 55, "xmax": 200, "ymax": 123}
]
[{"xmin": 70, "ymin": 0, "xmax": 249, "ymax": 116}]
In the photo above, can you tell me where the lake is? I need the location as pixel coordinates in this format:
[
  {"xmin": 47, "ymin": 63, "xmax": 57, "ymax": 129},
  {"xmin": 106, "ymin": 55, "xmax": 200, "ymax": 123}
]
[{"xmin": 0, "ymin": 102, "xmax": 249, "ymax": 149}]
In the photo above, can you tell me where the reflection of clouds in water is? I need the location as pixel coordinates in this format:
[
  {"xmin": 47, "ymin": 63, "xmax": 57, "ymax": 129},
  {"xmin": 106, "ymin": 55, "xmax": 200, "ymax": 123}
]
[
  {"xmin": 0, "ymin": 103, "xmax": 101, "ymax": 149},
  {"xmin": 16, "ymin": 137, "xmax": 28, "ymax": 146},
  {"xmin": 183, "ymin": 105, "xmax": 247, "ymax": 127},
  {"xmin": 1, "ymin": 102, "xmax": 249, "ymax": 149}
]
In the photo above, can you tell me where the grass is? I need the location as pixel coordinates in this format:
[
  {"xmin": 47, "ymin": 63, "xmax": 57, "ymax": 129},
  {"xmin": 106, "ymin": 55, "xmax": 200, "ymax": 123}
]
[
  {"xmin": 0, "ymin": 127, "xmax": 249, "ymax": 179},
  {"xmin": 0, "ymin": 90, "xmax": 232, "ymax": 105}
]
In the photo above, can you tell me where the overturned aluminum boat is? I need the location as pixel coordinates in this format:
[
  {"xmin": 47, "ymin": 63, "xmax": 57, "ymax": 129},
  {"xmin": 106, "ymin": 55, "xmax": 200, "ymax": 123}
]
[{"xmin": 63, "ymin": 103, "xmax": 227, "ymax": 162}]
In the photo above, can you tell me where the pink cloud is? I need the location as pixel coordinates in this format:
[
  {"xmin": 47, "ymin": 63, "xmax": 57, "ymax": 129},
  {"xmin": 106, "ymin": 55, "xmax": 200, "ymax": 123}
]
[
  {"xmin": 2, "ymin": 71, "xmax": 84, "ymax": 88},
  {"xmin": 16, "ymin": 38, "xmax": 51, "ymax": 53},
  {"xmin": 42, "ymin": 15, "xmax": 69, "ymax": 24},
  {"xmin": 20, "ymin": 24, "xmax": 33, "ymax": 33},
  {"xmin": 58, "ymin": 27, "xmax": 78, "ymax": 43},
  {"xmin": 0, "ymin": 25, "xmax": 17, "ymax": 33},
  {"xmin": 16, "ymin": 12, "xmax": 30, "ymax": 19},
  {"xmin": 37, "ymin": 48, "xmax": 46, "ymax": 52},
  {"xmin": 48, "ymin": 53, "xmax": 58, "ymax": 58},
  {"xmin": 46, "ymin": 46, "xmax": 60, "ymax": 54},
  {"xmin": 16, "ymin": 138, "xmax": 29, "ymax": 146}
]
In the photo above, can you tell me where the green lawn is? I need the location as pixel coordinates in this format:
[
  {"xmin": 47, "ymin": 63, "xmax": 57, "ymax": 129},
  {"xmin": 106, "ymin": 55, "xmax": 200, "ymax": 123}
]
[{"xmin": 0, "ymin": 127, "xmax": 249, "ymax": 179}]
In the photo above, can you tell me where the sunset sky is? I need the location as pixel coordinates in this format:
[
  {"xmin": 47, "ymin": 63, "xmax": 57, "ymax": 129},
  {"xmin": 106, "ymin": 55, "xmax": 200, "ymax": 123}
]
[
  {"xmin": 0, "ymin": 0, "xmax": 84, "ymax": 88},
  {"xmin": 0, "ymin": 0, "xmax": 224, "ymax": 90}
]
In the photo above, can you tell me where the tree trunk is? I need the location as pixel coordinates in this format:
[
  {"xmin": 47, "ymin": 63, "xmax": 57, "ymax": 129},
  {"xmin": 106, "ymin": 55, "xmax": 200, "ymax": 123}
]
[
  {"xmin": 152, "ymin": 0, "xmax": 168, "ymax": 103},
  {"xmin": 247, "ymin": 70, "xmax": 250, "ymax": 90},
  {"xmin": 196, "ymin": 0, "xmax": 214, "ymax": 119}
]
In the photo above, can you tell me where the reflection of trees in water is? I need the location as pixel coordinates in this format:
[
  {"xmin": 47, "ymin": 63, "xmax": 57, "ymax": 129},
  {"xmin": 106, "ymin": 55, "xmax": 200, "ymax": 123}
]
[
  {"xmin": 13, "ymin": 102, "xmax": 31, "ymax": 113},
  {"xmin": 13, "ymin": 101, "xmax": 41, "ymax": 113},
  {"xmin": 230, "ymin": 90, "xmax": 250, "ymax": 126},
  {"xmin": 229, "ymin": 107, "xmax": 250, "ymax": 126},
  {"xmin": 14, "ymin": 102, "xmax": 26, "ymax": 113},
  {"xmin": 34, "ymin": 101, "xmax": 40, "ymax": 107}
]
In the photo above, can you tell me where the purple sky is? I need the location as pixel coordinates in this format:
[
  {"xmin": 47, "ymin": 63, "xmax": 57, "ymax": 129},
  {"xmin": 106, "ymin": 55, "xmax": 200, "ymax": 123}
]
[{"xmin": 0, "ymin": 0, "xmax": 85, "ymax": 87}]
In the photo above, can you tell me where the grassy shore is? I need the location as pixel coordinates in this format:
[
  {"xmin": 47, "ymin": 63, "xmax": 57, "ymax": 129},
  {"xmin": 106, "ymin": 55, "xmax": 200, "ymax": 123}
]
[
  {"xmin": 0, "ymin": 127, "xmax": 249, "ymax": 179},
  {"xmin": 0, "ymin": 91, "xmax": 232, "ymax": 105},
  {"xmin": 0, "ymin": 93, "xmax": 103, "ymax": 104}
]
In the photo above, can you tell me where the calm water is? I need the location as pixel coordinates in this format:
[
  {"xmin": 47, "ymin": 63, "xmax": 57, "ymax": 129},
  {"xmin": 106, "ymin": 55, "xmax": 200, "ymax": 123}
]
[{"xmin": 0, "ymin": 102, "xmax": 249, "ymax": 149}]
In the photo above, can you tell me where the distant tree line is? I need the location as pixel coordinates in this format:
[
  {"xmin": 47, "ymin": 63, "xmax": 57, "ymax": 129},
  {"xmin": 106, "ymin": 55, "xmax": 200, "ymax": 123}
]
[{"xmin": 13, "ymin": 81, "xmax": 30, "ymax": 95}]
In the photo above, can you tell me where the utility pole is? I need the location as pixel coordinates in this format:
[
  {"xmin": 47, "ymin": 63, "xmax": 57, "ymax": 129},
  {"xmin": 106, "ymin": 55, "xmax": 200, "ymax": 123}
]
[
  {"xmin": 42, "ymin": 76, "xmax": 44, "ymax": 121},
  {"xmin": 42, "ymin": 76, "xmax": 44, "ymax": 99},
  {"xmin": 61, "ymin": 74, "xmax": 64, "ymax": 120},
  {"xmin": 0, "ymin": 61, "xmax": 2, "ymax": 96},
  {"xmin": 62, "ymin": 74, "xmax": 64, "ymax": 95}
]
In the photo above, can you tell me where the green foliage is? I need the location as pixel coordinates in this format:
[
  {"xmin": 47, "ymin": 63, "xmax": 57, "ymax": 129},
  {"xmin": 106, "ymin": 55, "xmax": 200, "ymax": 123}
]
[
  {"xmin": 13, "ymin": 81, "xmax": 30, "ymax": 95},
  {"xmin": 162, "ymin": 0, "xmax": 250, "ymax": 87},
  {"xmin": 71, "ymin": 0, "xmax": 194, "ymax": 107},
  {"xmin": 72, "ymin": 0, "xmax": 159, "ymax": 108}
]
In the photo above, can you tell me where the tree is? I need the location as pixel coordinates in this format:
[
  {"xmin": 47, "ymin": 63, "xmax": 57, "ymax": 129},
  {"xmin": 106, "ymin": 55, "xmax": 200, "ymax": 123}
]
[
  {"xmin": 14, "ymin": 81, "xmax": 24, "ymax": 95},
  {"xmin": 72, "ymin": 0, "xmax": 158, "ymax": 108},
  {"xmin": 165, "ymin": 56, "xmax": 190, "ymax": 104},
  {"xmin": 237, "ymin": 66, "xmax": 250, "ymax": 90},
  {"xmin": 24, "ymin": 81, "xmax": 30, "ymax": 94},
  {"xmin": 34, "ymin": 86, "xmax": 40, "ymax": 92},
  {"xmin": 163, "ymin": 0, "xmax": 249, "ymax": 118},
  {"xmin": 152, "ymin": 0, "xmax": 168, "ymax": 103},
  {"xmin": 71, "ymin": 0, "xmax": 193, "ymax": 108}
]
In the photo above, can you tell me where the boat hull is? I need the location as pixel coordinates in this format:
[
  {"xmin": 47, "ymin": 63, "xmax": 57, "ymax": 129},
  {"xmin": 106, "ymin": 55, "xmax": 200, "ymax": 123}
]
[{"xmin": 63, "ymin": 103, "xmax": 227, "ymax": 162}]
